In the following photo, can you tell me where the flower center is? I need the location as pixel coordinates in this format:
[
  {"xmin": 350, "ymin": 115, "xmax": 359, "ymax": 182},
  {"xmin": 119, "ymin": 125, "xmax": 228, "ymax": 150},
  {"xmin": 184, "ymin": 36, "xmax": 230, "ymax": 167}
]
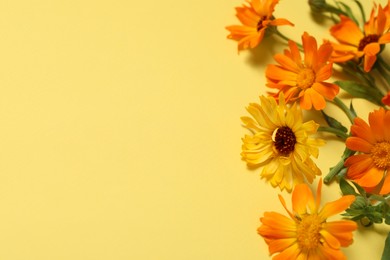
[
  {"xmin": 371, "ymin": 141, "xmax": 390, "ymax": 169},
  {"xmin": 296, "ymin": 214, "xmax": 322, "ymax": 251},
  {"xmin": 297, "ymin": 68, "xmax": 315, "ymax": 89},
  {"xmin": 273, "ymin": 126, "xmax": 296, "ymax": 155},
  {"xmin": 358, "ymin": 34, "xmax": 380, "ymax": 51},
  {"xmin": 257, "ymin": 16, "xmax": 268, "ymax": 31}
]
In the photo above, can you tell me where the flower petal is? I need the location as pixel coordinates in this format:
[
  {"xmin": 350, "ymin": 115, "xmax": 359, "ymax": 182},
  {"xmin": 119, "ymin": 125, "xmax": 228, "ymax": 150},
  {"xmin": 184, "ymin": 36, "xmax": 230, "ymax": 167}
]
[
  {"xmin": 346, "ymin": 136, "xmax": 373, "ymax": 153},
  {"xmin": 319, "ymin": 195, "xmax": 355, "ymax": 220},
  {"xmin": 292, "ymin": 184, "xmax": 315, "ymax": 215},
  {"xmin": 356, "ymin": 166, "xmax": 384, "ymax": 188}
]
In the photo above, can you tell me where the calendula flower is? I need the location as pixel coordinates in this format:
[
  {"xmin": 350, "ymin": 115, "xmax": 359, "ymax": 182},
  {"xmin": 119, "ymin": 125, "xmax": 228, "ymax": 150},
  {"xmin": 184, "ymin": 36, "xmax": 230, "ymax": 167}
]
[
  {"xmin": 330, "ymin": 3, "xmax": 390, "ymax": 72},
  {"xmin": 258, "ymin": 180, "xmax": 357, "ymax": 259},
  {"xmin": 226, "ymin": 0, "xmax": 293, "ymax": 51},
  {"xmin": 345, "ymin": 108, "xmax": 390, "ymax": 194},
  {"xmin": 266, "ymin": 32, "xmax": 339, "ymax": 110},
  {"xmin": 241, "ymin": 93, "xmax": 324, "ymax": 192}
]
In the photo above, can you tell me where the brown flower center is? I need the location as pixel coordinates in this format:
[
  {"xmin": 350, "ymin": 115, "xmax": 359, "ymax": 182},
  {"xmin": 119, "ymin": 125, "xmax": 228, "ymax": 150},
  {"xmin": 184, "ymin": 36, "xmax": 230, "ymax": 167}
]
[
  {"xmin": 297, "ymin": 68, "xmax": 316, "ymax": 89},
  {"xmin": 273, "ymin": 126, "xmax": 296, "ymax": 155},
  {"xmin": 358, "ymin": 34, "xmax": 380, "ymax": 51},
  {"xmin": 371, "ymin": 141, "xmax": 390, "ymax": 169},
  {"xmin": 296, "ymin": 214, "xmax": 322, "ymax": 250},
  {"xmin": 257, "ymin": 16, "xmax": 268, "ymax": 31}
]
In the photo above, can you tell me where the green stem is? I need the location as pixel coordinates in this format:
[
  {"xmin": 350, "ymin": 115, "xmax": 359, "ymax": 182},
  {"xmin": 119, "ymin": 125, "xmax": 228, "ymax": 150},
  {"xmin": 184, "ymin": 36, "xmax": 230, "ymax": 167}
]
[
  {"xmin": 378, "ymin": 55, "xmax": 390, "ymax": 71},
  {"xmin": 376, "ymin": 56, "xmax": 390, "ymax": 91},
  {"xmin": 274, "ymin": 30, "xmax": 303, "ymax": 50},
  {"xmin": 324, "ymin": 157, "xmax": 345, "ymax": 184},
  {"xmin": 340, "ymin": 62, "xmax": 376, "ymax": 89},
  {"xmin": 324, "ymin": 147, "xmax": 355, "ymax": 184},
  {"xmin": 332, "ymin": 97, "xmax": 356, "ymax": 124},
  {"xmin": 353, "ymin": 0, "xmax": 366, "ymax": 28},
  {"xmin": 318, "ymin": 126, "xmax": 348, "ymax": 140}
]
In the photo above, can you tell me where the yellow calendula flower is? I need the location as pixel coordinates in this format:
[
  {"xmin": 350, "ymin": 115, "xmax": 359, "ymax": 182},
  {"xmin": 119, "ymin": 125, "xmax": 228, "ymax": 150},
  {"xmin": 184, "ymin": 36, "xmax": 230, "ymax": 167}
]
[
  {"xmin": 241, "ymin": 93, "xmax": 324, "ymax": 191},
  {"xmin": 258, "ymin": 179, "xmax": 357, "ymax": 259}
]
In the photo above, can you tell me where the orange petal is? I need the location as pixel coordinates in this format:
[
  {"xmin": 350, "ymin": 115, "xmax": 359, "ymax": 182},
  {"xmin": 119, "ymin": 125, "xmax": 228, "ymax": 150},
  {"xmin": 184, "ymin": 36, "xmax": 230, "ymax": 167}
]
[
  {"xmin": 273, "ymin": 243, "xmax": 300, "ymax": 260},
  {"xmin": 351, "ymin": 117, "xmax": 375, "ymax": 144},
  {"xmin": 269, "ymin": 18, "xmax": 294, "ymax": 26},
  {"xmin": 266, "ymin": 64, "xmax": 297, "ymax": 82},
  {"xmin": 324, "ymin": 220, "xmax": 357, "ymax": 234},
  {"xmin": 314, "ymin": 41, "xmax": 333, "ymax": 70},
  {"xmin": 302, "ymin": 32, "xmax": 317, "ymax": 68},
  {"xmin": 292, "ymin": 184, "xmax": 315, "ymax": 215},
  {"xmin": 379, "ymin": 32, "xmax": 390, "ymax": 44},
  {"xmin": 330, "ymin": 15, "xmax": 363, "ymax": 46},
  {"xmin": 312, "ymin": 82, "xmax": 339, "ymax": 100},
  {"xmin": 376, "ymin": 5, "xmax": 387, "ymax": 35},
  {"xmin": 260, "ymin": 212, "xmax": 296, "ymax": 231},
  {"xmin": 345, "ymin": 154, "xmax": 374, "ymax": 179},
  {"xmin": 379, "ymin": 173, "xmax": 390, "ymax": 194},
  {"xmin": 288, "ymin": 40, "xmax": 302, "ymax": 65},
  {"xmin": 319, "ymin": 244, "xmax": 348, "ymax": 260},
  {"xmin": 384, "ymin": 109, "xmax": 390, "ymax": 140},
  {"xmin": 320, "ymin": 229, "xmax": 341, "ymax": 249},
  {"xmin": 382, "ymin": 91, "xmax": 390, "ymax": 106},
  {"xmin": 300, "ymin": 91, "xmax": 313, "ymax": 110},
  {"xmin": 315, "ymin": 63, "xmax": 333, "ymax": 82},
  {"xmin": 363, "ymin": 43, "xmax": 380, "ymax": 71},
  {"xmin": 369, "ymin": 108, "xmax": 386, "ymax": 141},
  {"xmin": 308, "ymin": 88, "xmax": 326, "ymax": 110},
  {"xmin": 319, "ymin": 195, "xmax": 355, "ymax": 220},
  {"xmin": 273, "ymin": 53, "xmax": 300, "ymax": 73},
  {"xmin": 345, "ymin": 136, "xmax": 373, "ymax": 153},
  {"xmin": 267, "ymin": 238, "xmax": 297, "ymax": 255},
  {"xmin": 355, "ymin": 166, "xmax": 383, "ymax": 188}
]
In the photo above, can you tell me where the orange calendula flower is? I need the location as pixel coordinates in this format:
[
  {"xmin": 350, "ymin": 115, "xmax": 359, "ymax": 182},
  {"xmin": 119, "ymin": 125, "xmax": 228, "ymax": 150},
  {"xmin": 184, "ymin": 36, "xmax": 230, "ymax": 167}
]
[
  {"xmin": 226, "ymin": 0, "xmax": 293, "ymax": 51},
  {"xmin": 241, "ymin": 93, "xmax": 325, "ymax": 192},
  {"xmin": 258, "ymin": 179, "xmax": 357, "ymax": 259},
  {"xmin": 345, "ymin": 108, "xmax": 390, "ymax": 194},
  {"xmin": 330, "ymin": 2, "xmax": 390, "ymax": 72},
  {"xmin": 266, "ymin": 32, "xmax": 339, "ymax": 110}
]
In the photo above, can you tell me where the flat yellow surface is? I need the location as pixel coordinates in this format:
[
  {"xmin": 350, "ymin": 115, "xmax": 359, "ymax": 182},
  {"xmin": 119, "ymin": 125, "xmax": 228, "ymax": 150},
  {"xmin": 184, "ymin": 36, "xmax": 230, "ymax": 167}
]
[{"xmin": 0, "ymin": 0, "xmax": 388, "ymax": 259}]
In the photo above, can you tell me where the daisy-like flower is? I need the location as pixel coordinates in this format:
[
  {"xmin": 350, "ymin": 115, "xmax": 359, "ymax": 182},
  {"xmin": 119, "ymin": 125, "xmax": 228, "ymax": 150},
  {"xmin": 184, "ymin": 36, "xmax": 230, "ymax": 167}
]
[
  {"xmin": 330, "ymin": 2, "xmax": 390, "ymax": 72},
  {"xmin": 258, "ymin": 179, "xmax": 357, "ymax": 259},
  {"xmin": 226, "ymin": 0, "xmax": 293, "ymax": 51},
  {"xmin": 344, "ymin": 108, "xmax": 390, "ymax": 194},
  {"xmin": 266, "ymin": 32, "xmax": 339, "ymax": 110},
  {"xmin": 241, "ymin": 93, "xmax": 325, "ymax": 192}
]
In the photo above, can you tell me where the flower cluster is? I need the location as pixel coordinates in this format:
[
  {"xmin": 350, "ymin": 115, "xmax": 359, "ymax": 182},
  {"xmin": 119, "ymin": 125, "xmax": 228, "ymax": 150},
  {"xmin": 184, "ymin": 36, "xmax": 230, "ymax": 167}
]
[{"xmin": 226, "ymin": 0, "xmax": 390, "ymax": 259}]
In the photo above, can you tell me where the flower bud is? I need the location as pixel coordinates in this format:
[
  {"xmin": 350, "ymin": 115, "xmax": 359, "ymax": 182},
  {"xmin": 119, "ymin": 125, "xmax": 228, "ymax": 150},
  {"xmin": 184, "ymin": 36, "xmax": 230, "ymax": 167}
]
[{"xmin": 308, "ymin": 0, "xmax": 327, "ymax": 12}]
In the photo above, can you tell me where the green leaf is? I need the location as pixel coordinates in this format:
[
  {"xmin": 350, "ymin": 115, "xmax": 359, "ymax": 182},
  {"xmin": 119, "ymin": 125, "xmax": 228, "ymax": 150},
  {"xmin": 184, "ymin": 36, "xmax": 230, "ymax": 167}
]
[
  {"xmin": 334, "ymin": 80, "xmax": 384, "ymax": 106},
  {"xmin": 382, "ymin": 233, "xmax": 390, "ymax": 260},
  {"xmin": 369, "ymin": 194, "xmax": 387, "ymax": 203},
  {"xmin": 339, "ymin": 178, "xmax": 357, "ymax": 195},
  {"xmin": 336, "ymin": 1, "xmax": 359, "ymax": 24},
  {"xmin": 349, "ymin": 101, "xmax": 357, "ymax": 118},
  {"xmin": 350, "ymin": 196, "xmax": 366, "ymax": 209},
  {"xmin": 350, "ymin": 180, "xmax": 367, "ymax": 198},
  {"xmin": 321, "ymin": 111, "xmax": 348, "ymax": 133}
]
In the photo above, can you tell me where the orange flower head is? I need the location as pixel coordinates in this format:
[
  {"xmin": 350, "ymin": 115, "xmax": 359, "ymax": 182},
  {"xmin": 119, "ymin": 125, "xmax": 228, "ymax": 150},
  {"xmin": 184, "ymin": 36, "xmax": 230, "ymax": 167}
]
[
  {"xmin": 226, "ymin": 0, "xmax": 293, "ymax": 51},
  {"xmin": 345, "ymin": 108, "xmax": 390, "ymax": 194},
  {"xmin": 330, "ymin": 2, "xmax": 390, "ymax": 71},
  {"xmin": 266, "ymin": 32, "xmax": 339, "ymax": 110},
  {"xmin": 258, "ymin": 179, "xmax": 357, "ymax": 259}
]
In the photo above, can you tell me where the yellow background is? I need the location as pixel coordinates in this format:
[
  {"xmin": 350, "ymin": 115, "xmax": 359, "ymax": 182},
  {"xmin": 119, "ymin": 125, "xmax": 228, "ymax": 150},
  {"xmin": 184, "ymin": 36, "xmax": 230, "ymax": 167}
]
[{"xmin": 0, "ymin": 0, "xmax": 388, "ymax": 259}]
